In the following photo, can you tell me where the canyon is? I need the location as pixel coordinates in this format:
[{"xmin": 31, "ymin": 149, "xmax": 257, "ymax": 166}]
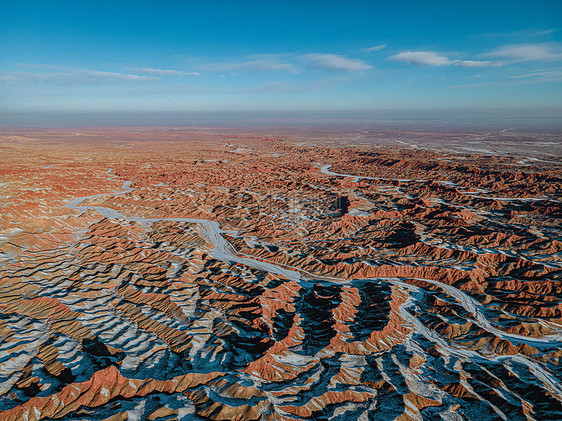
[{"xmin": 0, "ymin": 127, "xmax": 560, "ymax": 420}]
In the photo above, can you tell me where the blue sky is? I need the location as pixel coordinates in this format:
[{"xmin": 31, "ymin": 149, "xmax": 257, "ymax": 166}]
[{"xmin": 1, "ymin": 1, "xmax": 561, "ymax": 114}]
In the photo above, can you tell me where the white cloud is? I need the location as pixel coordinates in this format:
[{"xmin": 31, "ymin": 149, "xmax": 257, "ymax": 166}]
[
  {"xmin": 508, "ymin": 70, "xmax": 562, "ymax": 82},
  {"xmin": 133, "ymin": 67, "xmax": 181, "ymax": 75},
  {"xmin": 79, "ymin": 70, "xmax": 145, "ymax": 81},
  {"xmin": 361, "ymin": 44, "xmax": 387, "ymax": 53},
  {"xmin": 456, "ymin": 60, "xmax": 500, "ymax": 68},
  {"xmin": 0, "ymin": 69, "xmax": 145, "ymax": 83},
  {"xmin": 204, "ymin": 53, "xmax": 371, "ymax": 73},
  {"xmin": 473, "ymin": 28, "xmax": 558, "ymax": 41},
  {"xmin": 204, "ymin": 55, "xmax": 299, "ymax": 74},
  {"xmin": 389, "ymin": 52, "xmax": 504, "ymax": 68},
  {"xmin": 300, "ymin": 54, "xmax": 372, "ymax": 71},
  {"xmin": 485, "ymin": 43, "xmax": 562, "ymax": 62},
  {"xmin": 388, "ymin": 51, "xmax": 456, "ymax": 66},
  {"xmin": 527, "ymin": 29, "xmax": 557, "ymax": 37},
  {"xmin": 453, "ymin": 69, "xmax": 562, "ymax": 88},
  {"xmin": 133, "ymin": 67, "xmax": 200, "ymax": 76}
]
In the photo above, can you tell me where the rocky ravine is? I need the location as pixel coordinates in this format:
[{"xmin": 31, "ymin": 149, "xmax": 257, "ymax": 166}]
[{"xmin": 0, "ymin": 128, "xmax": 560, "ymax": 420}]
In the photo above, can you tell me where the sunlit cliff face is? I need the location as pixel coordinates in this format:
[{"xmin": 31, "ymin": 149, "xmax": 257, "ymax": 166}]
[{"xmin": 0, "ymin": 128, "xmax": 560, "ymax": 420}]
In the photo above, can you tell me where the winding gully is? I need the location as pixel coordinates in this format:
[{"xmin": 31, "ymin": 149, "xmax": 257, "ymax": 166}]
[{"xmin": 64, "ymin": 167, "xmax": 562, "ymax": 412}]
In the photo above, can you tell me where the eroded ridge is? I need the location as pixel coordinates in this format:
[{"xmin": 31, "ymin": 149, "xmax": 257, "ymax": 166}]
[{"xmin": 0, "ymin": 128, "xmax": 560, "ymax": 420}]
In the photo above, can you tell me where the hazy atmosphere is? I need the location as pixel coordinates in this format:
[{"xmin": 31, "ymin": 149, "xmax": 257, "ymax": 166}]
[{"xmin": 1, "ymin": 1, "xmax": 562, "ymax": 127}]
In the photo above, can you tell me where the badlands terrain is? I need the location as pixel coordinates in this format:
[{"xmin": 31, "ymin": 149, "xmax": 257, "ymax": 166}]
[{"xmin": 0, "ymin": 127, "xmax": 560, "ymax": 420}]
